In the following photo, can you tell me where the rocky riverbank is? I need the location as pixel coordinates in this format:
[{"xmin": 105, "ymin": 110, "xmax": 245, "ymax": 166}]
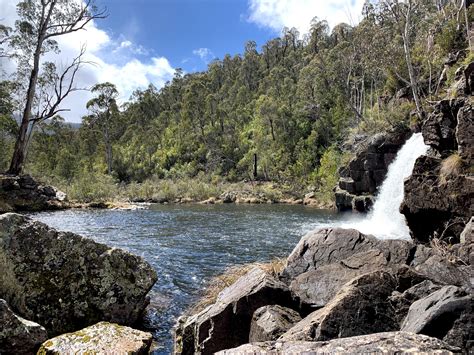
[
  {"xmin": 0, "ymin": 213, "xmax": 158, "ymax": 354},
  {"xmin": 173, "ymin": 61, "xmax": 474, "ymax": 354}
]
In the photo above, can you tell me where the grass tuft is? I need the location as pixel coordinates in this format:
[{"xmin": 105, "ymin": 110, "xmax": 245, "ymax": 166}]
[{"xmin": 439, "ymin": 153, "xmax": 463, "ymax": 185}]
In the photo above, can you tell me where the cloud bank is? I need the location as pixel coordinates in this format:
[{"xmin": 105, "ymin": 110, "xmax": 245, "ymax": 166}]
[
  {"xmin": 0, "ymin": 0, "xmax": 175, "ymax": 123},
  {"xmin": 247, "ymin": 0, "xmax": 365, "ymax": 34}
]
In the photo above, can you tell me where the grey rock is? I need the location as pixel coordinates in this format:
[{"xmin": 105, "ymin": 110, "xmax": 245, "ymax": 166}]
[
  {"xmin": 280, "ymin": 271, "xmax": 399, "ymax": 342},
  {"xmin": 460, "ymin": 216, "xmax": 473, "ymax": 244},
  {"xmin": 0, "ymin": 174, "xmax": 67, "ymax": 213},
  {"xmin": 0, "ymin": 299, "xmax": 48, "ymax": 355},
  {"xmin": 38, "ymin": 322, "xmax": 153, "ymax": 355},
  {"xmin": 281, "ymin": 228, "xmax": 380, "ymax": 282},
  {"xmin": 456, "ymin": 102, "xmax": 474, "ymax": 165},
  {"xmin": 216, "ymin": 332, "xmax": 461, "ymax": 354},
  {"xmin": 175, "ymin": 267, "xmax": 298, "ymax": 355},
  {"xmin": 249, "ymin": 305, "xmax": 301, "ymax": 342},
  {"xmin": 414, "ymin": 254, "xmax": 471, "ymax": 287},
  {"xmin": 401, "ymin": 285, "xmax": 472, "ymax": 350},
  {"xmin": 0, "ymin": 213, "xmax": 157, "ymax": 335},
  {"xmin": 389, "ymin": 280, "xmax": 442, "ymax": 325},
  {"xmin": 289, "ymin": 240, "xmax": 415, "ymax": 308}
]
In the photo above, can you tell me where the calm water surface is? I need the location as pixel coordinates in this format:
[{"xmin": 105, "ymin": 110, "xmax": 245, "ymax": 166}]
[{"xmin": 29, "ymin": 204, "xmax": 352, "ymax": 353}]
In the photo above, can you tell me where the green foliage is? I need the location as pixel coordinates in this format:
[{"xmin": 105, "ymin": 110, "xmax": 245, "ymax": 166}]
[{"xmin": 1, "ymin": 0, "xmax": 468, "ymax": 203}]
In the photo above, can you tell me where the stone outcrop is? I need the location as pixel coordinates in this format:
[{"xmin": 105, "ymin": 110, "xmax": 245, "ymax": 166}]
[
  {"xmin": 176, "ymin": 226, "xmax": 473, "ymax": 353},
  {"xmin": 401, "ymin": 285, "xmax": 472, "ymax": 349},
  {"xmin": 215, "ymin": 332, "xmax": 461, "ymax": 354},
  {"xmin": 175, "ymin": 267, "xmax": 298, "ymax": 355},
  {"xmin": 335, "ymin": 127, "xmax": 411, "ymax": 212},
  {"xmin": 0, "ymin": 299, "xmax": 48, "ymax": 355},
  {"xmin": 401, "ymin": 63, "xmax": 473, "ymax": 244},
  {"xmin": 0, "ymin": 174, "xmax": 66, "ymax": 213},
  {"xmin": 279, "ymin": 271, "xmax": 401, "ymax": 342},
  {"xmin": 0, "ymin": 213, "xmax": 157, "ymax": 336},
  {"xmin": 37, "ymin": 322, "xmax": 153, "ymax": 355},
  {"xmin": 249, "ymin": 305, "xmax": 301, "ymax": 342}
]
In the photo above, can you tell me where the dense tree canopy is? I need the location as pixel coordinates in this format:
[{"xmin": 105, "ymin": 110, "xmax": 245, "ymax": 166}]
[{"xmin": 1, "ymin": 0, "xmax": 471, "ymax": 198}]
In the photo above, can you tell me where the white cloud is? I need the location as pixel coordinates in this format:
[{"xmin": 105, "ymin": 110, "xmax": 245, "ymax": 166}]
[
  {"xmin": 192, "ymin": 47, "xmax": 215, "ymax": 63},
  {"xmin": 247, "ymin": 0, "xmax": 365, "ymax": 34},
  {"xmin": 0, "ymin": 0, "xmax": 174, "ymax": 122}
]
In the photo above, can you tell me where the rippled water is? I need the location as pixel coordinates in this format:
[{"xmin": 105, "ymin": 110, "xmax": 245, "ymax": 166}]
[{"xmin": 29, "ymin": 204, "xmax": 351, "ymax": 353}]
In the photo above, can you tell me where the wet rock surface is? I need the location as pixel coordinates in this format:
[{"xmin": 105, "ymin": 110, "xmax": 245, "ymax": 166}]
[
  {"xmin": 0, "ymin": 213, "xmax": 157, "ymax": 336},
  {"xmin": 335, "ymin": 127, "xmax": 411, "ymax": 212},
  {"xmin": 38, "ymin": 322, "xmax": 153, "ymax": 355},
  {"xmin": 0, "ymin": 299, "xmax": 48, "ymax": 355}
]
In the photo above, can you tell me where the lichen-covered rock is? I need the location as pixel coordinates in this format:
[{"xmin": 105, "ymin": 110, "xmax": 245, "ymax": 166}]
[
  {"xmin": 174, "ymin": 267, "xmax": 298, "ymax": 355},
  {"xmin": 0, "ymin": 299, "xmax": 48, "ymax": 355},
  {"xmin": 249, "ymin": 305, "xmax": 301, "ymax": 342},
  {"xmin": 0, "ymin": 174, "xmax": 66, "ymax": 213},
  {"xmin": 37, "ymin": 322, "xmax": 153, "ymax": 355},
  {"xmin": 401, "ymin": 285, "xmax": 472, "ymax": 350},
  {"xmin": 0, "ymin": 213, "xmax": 157, "ymax": 335},
  {"xmin": 215, "ymin": 332, "xmax": 461, "ymax": 354},
  {"xmin": 279, "ymin": 271, "xmax": 400, "ymax": 342},
  {"xmin": 281, "ymin": 228, "xmax": 380, "ymax": 282}
]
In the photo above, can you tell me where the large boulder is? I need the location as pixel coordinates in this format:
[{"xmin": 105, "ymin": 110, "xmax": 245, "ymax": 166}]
[
  {"xmin": 456, "ymin": 102, "xmax": 473, "ymax": 165},
  {"xmin": 0, "ymin": 174, "xmax": 66, "ymax": 213},
  {"xmin": 279, "ymin": 271, "xmax": 400, "ymax": 342},
  {"xmin": 249, "ymin": 305, "xmax": 301, "ymax": 342},
  {"xmin": 280, "ymin": 228, "xmax": 381, "ymax": 282},
  {"xmin": 0, "ymin": 213, "xmax": 157, "ymax": 335},
  {"xmin": 335, "ymin": 127, "xmax": 411, "ymax": 212},
  {"xmin": 401, "ymin": 285, "xmax": 472, "ymax": 350},
  {"xmin": 215, "ymin": 332, "xmax": 461, "ymax": 354},
  {"xmin": 289, "ymin": 240, "xmax": 414, "ymax": 308},
  {"xmin": 0, "ymin": 299, "xmax": 48, "ymax": 355},
  {"xmin": 174, "ymin": 267, "xmax": 298, "ymax": 355},
  {"xmin": 37, "ymin": 322, "xmax": 153, "ymax": 354}
]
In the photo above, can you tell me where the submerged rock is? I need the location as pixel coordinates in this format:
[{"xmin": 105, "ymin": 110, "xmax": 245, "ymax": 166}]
[
  {"xmin": 0, "ymin": 299, "xmax": 48, "ymax": 355},
  {"xmin": 216, "ymin": 332, "xmax": 461, "ymax": 354},
  {"xmin": 0, "ymin": 213, "xmax": 157, "ymax": 335},
  {"xmin": 175, "ymin": 267, "xmax": 298, "ymax": 355},
  {"xmin": 38, "ymin": 322, "xmax": 153, "ymax": 355},
  {"xmin": 249, "ymin": 305, "xmax": 301, "ymax": 342}
]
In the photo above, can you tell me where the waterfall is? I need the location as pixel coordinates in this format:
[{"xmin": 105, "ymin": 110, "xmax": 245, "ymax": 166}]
[{"xmin": 345, "ymin": 133, "xmax": 429, "ymax": 239}]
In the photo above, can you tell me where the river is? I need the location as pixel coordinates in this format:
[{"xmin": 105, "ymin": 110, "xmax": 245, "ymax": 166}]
[{"xmin": 29, "ymin": 204, "xmax": 354, "ymax": 353}]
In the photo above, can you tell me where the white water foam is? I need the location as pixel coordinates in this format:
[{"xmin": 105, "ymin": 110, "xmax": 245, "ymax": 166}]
[{"xmin": 342, "ymin": 133, "xmax": 429, "ymax": 239}]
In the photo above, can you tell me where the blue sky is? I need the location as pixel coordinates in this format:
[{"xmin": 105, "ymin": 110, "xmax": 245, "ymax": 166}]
[
  {"xmin": 0, "ymin": 0, "xmax": 365, "ymax": 121},
  {"xmin": 99, "ymin": 0, "xmax": 276, "ymax": 73}
]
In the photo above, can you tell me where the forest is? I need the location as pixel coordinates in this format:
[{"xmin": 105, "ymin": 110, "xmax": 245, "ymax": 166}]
[{"xmin": 1, "ymin": 0, "xmax": 472, "ymax": 203}]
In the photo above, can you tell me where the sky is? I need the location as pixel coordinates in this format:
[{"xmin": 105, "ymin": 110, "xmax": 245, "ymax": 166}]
[{"xmin": 0, "ymin": 0, "xmax": 365, "ymax": 122}]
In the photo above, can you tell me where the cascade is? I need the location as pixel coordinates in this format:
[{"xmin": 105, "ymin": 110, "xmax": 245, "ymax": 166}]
[{"xmin": 345, "ymin": 133, "xmax": 429, "ymax": 239}]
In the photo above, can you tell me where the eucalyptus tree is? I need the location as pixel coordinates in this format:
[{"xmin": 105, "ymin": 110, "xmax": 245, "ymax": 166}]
[
  {"xmin": 5, "ymin": 0, "xmax": 106, "ymax": 175},
  {"xmin": 85, "ymin": 82, "xmax": 119, "ymax": 175}
]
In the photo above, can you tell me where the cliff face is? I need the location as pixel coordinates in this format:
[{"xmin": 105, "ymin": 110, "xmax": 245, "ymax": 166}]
[
  {"xmin": 335, "ymin": 127, "xmax": 412, "ymax": 212},
  {"xmin": 400, "ymin": 62, "xmax": 474, "ymax": 244}
]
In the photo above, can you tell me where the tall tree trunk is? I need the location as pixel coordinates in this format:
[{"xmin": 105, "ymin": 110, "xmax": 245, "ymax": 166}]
[
  {"xmin": 7, "ymin": 45, "xmax": 42, "ymax": 175},
  {"xmin": 403, "ymin": 3, "xmax": 424, "ymax": 120}
]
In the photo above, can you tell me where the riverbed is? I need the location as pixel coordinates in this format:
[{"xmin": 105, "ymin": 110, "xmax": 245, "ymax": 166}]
[{"xmin": 29, "ymin": 204, "xmax": 357, "ymax": 353}]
